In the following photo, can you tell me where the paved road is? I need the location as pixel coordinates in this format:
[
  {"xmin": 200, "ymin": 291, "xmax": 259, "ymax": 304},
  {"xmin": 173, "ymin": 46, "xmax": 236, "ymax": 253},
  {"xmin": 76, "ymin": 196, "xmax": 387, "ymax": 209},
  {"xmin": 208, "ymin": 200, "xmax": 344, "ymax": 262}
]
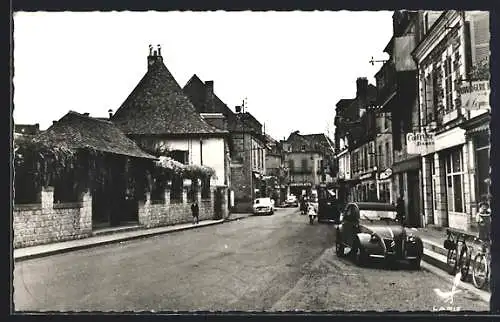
[{"xmin": 13, "ymin": 207, "xmax": 488, "ymax": 312}]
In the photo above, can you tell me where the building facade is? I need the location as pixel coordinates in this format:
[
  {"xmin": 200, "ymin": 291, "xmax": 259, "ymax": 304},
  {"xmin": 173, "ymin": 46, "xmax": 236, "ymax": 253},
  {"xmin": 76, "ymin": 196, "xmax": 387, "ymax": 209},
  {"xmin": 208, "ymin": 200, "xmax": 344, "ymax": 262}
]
[
  {"xmin": 284, "ymin": 131, "xmax": 335, "ymax": 197},
  {"xmin": 413, "ymin": 10, "xmax": 490, "ymax": 231}
]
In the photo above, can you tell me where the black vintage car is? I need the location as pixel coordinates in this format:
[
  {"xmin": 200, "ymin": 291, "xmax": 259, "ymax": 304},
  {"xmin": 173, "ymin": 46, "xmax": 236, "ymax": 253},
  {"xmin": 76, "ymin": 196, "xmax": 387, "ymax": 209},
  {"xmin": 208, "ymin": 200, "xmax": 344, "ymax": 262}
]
[
  {"xmin": 335, "ymin": 202, "xmax": 423, "ymax": 269},
  {"xmin": 317, "ymin": 188, "xmax": 341, "ymax": 223}
]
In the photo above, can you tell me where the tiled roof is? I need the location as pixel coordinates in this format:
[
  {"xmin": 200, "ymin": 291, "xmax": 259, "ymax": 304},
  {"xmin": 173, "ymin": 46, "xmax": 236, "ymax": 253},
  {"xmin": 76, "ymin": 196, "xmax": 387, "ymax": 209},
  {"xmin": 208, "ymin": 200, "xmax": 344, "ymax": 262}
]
[
  {"xmin": 286, "ymin": 132, "xmax": 334, "ymax": 154},
  {"xmin": 33, "ymin": 111, "xmax": 156, "ymax": 159},
  {"xmin": 183, "ymin": 74, "xmax": 237, "ymax": 130},
  {"xmin": 111, "ymin": 56, "xmax": 227, "ymax": 136}
]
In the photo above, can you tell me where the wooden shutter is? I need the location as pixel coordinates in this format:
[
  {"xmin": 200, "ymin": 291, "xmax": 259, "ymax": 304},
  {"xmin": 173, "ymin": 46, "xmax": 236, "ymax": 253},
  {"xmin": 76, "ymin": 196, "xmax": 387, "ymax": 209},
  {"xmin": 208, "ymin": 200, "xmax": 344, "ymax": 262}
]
[{"xmin": 471, "ymin": 12, "xmax": 490, "ymax": 65}]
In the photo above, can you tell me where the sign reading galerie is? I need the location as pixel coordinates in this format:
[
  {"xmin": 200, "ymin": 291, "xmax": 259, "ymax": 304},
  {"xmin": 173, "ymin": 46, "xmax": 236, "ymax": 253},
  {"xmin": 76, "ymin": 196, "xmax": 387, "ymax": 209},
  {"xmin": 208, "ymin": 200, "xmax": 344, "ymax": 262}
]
[
  {"xmin": 407, "ymin": 132, "xmax": 435, "ymax": 155},
  {"xmin": 459, "ymin": 80, "xmax": 490, "ymax": 110}
]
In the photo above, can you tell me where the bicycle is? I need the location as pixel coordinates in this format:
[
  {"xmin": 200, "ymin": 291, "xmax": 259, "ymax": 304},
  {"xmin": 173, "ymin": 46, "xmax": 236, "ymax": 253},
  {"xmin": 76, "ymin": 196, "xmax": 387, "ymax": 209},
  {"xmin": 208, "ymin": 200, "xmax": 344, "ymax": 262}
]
[
  {"xmin": 471, "ymin": 237, "xmax": 491, "ymax": 290},
  {"xmin": 444, "ymin": 229, "xmax": 472, "ymax": 280}
]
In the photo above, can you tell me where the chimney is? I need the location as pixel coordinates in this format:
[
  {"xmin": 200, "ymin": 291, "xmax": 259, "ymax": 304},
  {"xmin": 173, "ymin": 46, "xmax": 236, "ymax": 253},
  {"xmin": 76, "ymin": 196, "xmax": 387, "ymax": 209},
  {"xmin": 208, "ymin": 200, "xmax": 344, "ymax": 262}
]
[
  {"xmin": 83, "ymin": 112, "xmax": 90, "ymax": 117},
  {"xmin": 235, "ymin": 106, "xmax": 242, "ymax": 113},
  {"xmin": 356, "ymin": 77, "xmax": 368, "ymax": 100},
  {"xmin": 52, "ymin": 121, "xmax": 58, "ymax": 125},
  {"xmin": 204, "ymin": 81, "xmax": 215, "ymax": 113},
  {"xmin": 147, "ymin": 44, "xmax": 163, "ymax": 70},
  {"xmin": 108, "ymin": 109, "xmax": 113, "ymax": 119}
]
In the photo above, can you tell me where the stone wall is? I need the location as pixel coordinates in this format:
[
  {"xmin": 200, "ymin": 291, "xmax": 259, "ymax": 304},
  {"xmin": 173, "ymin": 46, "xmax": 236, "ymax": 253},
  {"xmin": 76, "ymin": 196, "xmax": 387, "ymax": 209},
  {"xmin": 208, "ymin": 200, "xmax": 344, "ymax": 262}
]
[
  {"xmin": 138, "ymin": 184, "xmax": 217, "ymax": 229},
  {"xmin": 13, "ymin": 187, "xmax": 92, "ymax": 249}
]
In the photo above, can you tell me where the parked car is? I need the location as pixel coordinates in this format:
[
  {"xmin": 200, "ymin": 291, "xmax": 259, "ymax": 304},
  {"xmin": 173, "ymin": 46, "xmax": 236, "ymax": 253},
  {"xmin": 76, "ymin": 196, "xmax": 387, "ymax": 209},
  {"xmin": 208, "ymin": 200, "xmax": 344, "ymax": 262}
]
[
  {"xmin": 335, "ymin": 202, "xmax": 423, "ymax": 269},
  {"xmin": 253, "ymin": 197, "xmax": 274, "ymax": 215},
  {"xmin": 285, "ymin": 195, "xmax": 299, "ymax": 207}
]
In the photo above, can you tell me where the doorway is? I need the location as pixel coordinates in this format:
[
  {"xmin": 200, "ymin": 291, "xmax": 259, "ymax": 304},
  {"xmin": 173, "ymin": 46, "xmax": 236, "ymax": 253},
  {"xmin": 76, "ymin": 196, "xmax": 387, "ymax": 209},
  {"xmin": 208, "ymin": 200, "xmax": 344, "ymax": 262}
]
[{"xmin": 407, "ymin": 171, "xmax": 421, "ymax": 227}]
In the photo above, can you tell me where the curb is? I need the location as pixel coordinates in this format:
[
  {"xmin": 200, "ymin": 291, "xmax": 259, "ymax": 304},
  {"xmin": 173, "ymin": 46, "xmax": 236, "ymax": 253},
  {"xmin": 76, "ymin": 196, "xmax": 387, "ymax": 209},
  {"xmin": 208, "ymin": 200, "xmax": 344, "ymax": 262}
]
[{"xmin": 14, "ymin": 220, "xmax": 224, "ymax": 262}]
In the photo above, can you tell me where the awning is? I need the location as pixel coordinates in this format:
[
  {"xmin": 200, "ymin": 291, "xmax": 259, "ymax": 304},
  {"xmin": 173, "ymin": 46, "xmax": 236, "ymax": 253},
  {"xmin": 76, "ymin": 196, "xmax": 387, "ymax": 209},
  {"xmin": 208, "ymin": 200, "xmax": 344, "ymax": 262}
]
[
  {"xmin": 392, "ymin": 156, "xmax": 421, "ymax": 174},
  {"xmin": 466, "ymin": 123, "xmax": 489, "ymax": 136}
]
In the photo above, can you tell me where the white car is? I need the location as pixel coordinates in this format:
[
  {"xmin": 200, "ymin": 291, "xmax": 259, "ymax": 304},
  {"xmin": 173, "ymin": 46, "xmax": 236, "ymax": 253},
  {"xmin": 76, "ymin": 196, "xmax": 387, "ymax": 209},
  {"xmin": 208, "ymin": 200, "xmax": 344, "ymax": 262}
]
[
  {"xmin": 285, "ymin": 195, "xmax": 299, "ymax": 207},
  {"xmin": 253, "ymin": 197, "xmax": 274, "ymax": 215}
]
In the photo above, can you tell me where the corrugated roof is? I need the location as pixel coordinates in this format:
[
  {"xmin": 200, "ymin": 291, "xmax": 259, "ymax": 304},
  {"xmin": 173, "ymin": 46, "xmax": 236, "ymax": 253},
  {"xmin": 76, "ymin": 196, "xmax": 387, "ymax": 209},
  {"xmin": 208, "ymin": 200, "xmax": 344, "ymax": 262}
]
[
  {"xmin": 111, "ymin": 55, "xmax": 227, "ymax": 135},
  {"xmin": 33, "ymin": 111, "xmax": 156, "ymax": 159}
]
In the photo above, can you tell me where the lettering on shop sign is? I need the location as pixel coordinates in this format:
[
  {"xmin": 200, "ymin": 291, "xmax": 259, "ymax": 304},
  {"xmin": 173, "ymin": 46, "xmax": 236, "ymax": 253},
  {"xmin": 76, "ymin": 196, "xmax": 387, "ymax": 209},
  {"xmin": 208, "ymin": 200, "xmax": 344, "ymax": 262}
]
[
  {"xmin": 407, "ymin": 132, "xmax": 435, "ymax": 155},
  {"xmin": 459, "ymin": 81, "xmax": 490, "ymax": 110}
]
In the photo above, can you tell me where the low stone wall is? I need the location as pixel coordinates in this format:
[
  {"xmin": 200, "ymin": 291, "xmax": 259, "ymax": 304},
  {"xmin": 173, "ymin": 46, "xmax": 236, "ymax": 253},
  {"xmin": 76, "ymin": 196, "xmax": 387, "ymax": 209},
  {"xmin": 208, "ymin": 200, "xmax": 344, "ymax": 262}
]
[
  {"xmin": 138, "ymin": 186, "xmax": 217, "ymax": 229},
  {"xmin": 13, "ymin": 187, "xmax": 92, "ymax": 249}
]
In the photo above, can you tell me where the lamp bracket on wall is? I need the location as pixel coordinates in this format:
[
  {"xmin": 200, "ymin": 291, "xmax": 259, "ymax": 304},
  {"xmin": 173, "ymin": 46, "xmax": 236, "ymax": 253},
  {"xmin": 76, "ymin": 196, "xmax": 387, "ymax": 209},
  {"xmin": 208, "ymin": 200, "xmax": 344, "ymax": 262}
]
[{"xmin": 369, "ymin": 56, "xmax": 388, "ymax": 66}]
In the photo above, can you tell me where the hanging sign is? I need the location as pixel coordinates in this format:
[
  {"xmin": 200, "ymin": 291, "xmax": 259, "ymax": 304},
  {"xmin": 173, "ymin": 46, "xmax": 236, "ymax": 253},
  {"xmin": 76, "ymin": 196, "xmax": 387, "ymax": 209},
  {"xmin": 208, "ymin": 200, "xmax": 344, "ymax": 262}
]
[
  {"xmin": 407, "ymin": 132, "xmax": 435, "ymax": 155},
  {"xmin": 459, "ymin": 80, "xmax": 490, "ymax": 110},
  {"xmin": 379, "ymin": 168, "xmax": 393, "ymax": 180}
]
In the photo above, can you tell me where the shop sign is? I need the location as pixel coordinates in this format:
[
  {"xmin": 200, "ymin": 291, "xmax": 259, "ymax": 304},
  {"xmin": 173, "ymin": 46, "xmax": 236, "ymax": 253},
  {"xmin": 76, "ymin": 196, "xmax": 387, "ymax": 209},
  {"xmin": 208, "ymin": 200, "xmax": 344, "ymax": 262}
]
[
  {"xmin": 407, "ymin": 132, "xmax": 435, "ymax": 155},
  {"xmin": 459, "ymin": 81, "xmax": 490, "ymax": 110},
  {"xmin": 290, "ymin": 182, "xmax": 312, "ymax": 187},
  {"xmin": 359, "ymin": 172, "xmax": 374, "ymax": 180},
  {"xmin": 379, "ymin": 168, "xmax": 393, "ymax": 180}
]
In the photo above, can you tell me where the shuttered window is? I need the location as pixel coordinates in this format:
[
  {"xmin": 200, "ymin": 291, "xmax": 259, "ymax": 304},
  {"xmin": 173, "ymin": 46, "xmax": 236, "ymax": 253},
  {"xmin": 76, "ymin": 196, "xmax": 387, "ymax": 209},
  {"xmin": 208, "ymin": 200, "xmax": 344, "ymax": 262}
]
[
  {"xmin": 472, "ymin": 12, "xmax": 490, "ymax": 65},
  {"xmin": 424, "ymin": 74, "xmax": 434, "ymax": 124},
  {"xmin": 444, "ymin": 57, "xmax": 453, "ymax": 112}
]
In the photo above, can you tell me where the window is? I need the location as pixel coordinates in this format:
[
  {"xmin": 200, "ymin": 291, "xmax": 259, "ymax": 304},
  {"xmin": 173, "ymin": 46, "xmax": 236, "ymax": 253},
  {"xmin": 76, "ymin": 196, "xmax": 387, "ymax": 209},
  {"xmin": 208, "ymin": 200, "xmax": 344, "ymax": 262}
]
[
  {"xmin": 432, "ymin": 69, "xmax": 441, "ymax": 118},
  {"xmin": 169, "ymin": 150, "xmax": 188, "ymax": 164},
  {"xmin": 301, "ymin": 158, "xmax": 308, "ymax": 172},
  {"xmin": 379, "ymin": 182, "xmax": 391, "ymax": 203},
  {"xmin": 385, "ymin": 142, "xmax": 391, "ymax": 168},
  {"xmin": 288, "ymin": 159, "xmax": 295, "ymax": 172},
  {"xmin": 378, "ymin": 144, "xmax": 383, "ymax": 169},
  {"xmin": 363, "ymin": 146, "xmax": 368, "ymax": 170},
  {"xmin": 424, "ymin": 73, "xmax": 434, "ymax": 125},
  {"xmin": 474, "ymin": 134, "xmax": 490, "ymax": 201},
  {"xmin": 444, "ymin": 56, "xmax": 453, "ymax": 112},
  {"xmin": 301, "ymin": 145, "xmax": 306, "ymax": 151},
  {"xmin": 445, "ymin": 149, "xmax": 464, "ymax": 212}
]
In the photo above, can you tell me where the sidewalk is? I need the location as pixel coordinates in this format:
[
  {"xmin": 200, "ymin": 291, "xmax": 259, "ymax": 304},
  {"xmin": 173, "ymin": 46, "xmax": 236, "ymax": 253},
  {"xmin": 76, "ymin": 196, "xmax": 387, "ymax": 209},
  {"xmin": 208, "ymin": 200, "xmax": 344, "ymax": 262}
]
[
  {"xmin": 414, "ymin": 225, "xmax": 490, "ymax": 295},
  {"xmin": 14, "ymin": 213, "xmax": 252, "ymax": 262}
]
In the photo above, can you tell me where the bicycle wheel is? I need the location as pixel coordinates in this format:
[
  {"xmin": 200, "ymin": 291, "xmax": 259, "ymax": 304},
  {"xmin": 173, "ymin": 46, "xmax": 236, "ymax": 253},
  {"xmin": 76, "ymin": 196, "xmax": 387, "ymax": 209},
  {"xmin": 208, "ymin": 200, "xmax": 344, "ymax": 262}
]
[
  {"xmin": 447, "ymin": 244, "xmax": 459, "ymax": 275},
  {"xmin": 458, "ymin": 245, "xmax": 471, "ymax": 281},
  {"xmin": 472, "ymin": 253, "xmax": 488, "ymax": 289}
]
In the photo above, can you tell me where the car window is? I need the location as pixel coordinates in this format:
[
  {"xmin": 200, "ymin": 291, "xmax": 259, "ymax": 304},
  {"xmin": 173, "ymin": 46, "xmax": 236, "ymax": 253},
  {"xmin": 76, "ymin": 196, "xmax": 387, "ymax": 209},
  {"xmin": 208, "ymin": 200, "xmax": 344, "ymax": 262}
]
[{"xmin": 255, "ymin": 199, "xmax": 260, "ymax": 204}]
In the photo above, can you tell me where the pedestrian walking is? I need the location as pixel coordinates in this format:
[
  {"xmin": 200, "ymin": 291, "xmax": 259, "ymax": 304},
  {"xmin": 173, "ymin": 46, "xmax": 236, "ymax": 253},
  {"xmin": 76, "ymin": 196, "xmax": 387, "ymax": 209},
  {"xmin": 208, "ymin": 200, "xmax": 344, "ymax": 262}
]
[
  {"xmin": 191, "ymin": 201, "xmax": 199, "ymax": 224},
  {"xmin": 396, "ymin": 196, "xmax": 405, "ymax": 226}
]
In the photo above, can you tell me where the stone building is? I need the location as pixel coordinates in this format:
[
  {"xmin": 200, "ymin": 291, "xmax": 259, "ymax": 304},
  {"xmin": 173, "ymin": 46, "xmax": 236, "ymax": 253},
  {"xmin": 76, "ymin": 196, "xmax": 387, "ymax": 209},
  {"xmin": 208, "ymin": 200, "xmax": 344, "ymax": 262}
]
[
  {"xmin": 111, "ymin": 45, "xmax": 231, "ymax": 219},
  {"xmin": 413, "ymin": 10, "xmax": 490, "ymax": 231},
  {"xmin": 334, "ymin": 78, "xmax": 378, "ymax": 203}
]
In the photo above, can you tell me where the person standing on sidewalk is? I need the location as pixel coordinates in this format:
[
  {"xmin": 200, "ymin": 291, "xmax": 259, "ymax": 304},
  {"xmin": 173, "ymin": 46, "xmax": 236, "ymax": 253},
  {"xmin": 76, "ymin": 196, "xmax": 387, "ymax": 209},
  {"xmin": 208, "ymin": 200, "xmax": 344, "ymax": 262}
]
[
  {"xmin": 396, "ymin": 196, "xmax": 405, "ymax": 226},
  {"xmin": 191, "ymin": 201, "xmax": 199, "ymax": 225}
]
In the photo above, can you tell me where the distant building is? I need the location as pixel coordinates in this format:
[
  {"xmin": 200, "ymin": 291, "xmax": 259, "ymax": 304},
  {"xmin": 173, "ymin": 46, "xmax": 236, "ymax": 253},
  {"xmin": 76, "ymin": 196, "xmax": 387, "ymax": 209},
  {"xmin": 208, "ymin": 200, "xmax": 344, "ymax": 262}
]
[
  {"xmin": 14, "ymin": 123, "xmax": 41, "ymax": 136},
  {"xmin": 283, "ymin": 131, "xmax": 335, "ymax": 197}
]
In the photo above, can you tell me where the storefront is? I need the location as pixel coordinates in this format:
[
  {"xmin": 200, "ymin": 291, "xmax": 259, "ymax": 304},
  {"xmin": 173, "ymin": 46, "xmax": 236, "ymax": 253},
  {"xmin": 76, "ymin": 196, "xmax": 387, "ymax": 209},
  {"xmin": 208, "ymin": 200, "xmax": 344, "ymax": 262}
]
[
  {"xmin": 423, "ymin": 126, "xmax": 468, "ymax": 231},
  {"xmin": 377, "ymin": 168, "xmax": 392, "ymax": 203},
  {"xmin": 355, "ymin": 171, "xmax": 377, "ymax": 202},
  {"xmin": 462, "ymin": 112, "xmax": 490, "ymax": 230},
  {"xmin": 391, "ymin": 156, "xmax": 422, "ymax": 227}
]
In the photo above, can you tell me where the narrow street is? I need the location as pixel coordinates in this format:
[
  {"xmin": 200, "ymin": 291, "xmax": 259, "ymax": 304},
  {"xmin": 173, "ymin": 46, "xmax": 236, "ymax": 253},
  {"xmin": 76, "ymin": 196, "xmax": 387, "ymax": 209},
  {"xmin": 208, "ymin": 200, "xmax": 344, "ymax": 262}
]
[{"xmin": 14, "ymin": 207, "xmax": 488, "ymax": 312}]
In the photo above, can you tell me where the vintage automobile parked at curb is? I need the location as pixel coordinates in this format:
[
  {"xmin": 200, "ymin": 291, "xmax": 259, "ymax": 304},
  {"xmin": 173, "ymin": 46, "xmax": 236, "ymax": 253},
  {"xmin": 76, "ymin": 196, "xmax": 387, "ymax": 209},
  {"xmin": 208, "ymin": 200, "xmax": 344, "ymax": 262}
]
[
  {"xmin": 335, "ymin": 202, "xmax": 423, "ymax": 269},
  {"xmin": 284, "ymin": 195, "xmax": 299, "ymax": 207},
  {"xmin": 252, "ymin": 197, "xmax": 274, "ymax": 215}
]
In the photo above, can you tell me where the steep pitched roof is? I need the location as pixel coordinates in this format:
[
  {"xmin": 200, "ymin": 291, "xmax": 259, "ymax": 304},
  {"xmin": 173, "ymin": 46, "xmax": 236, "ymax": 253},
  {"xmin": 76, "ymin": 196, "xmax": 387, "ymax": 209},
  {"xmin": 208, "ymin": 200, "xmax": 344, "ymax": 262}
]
[
  {"xmin": 183, "ymin": 74, "xmax": 237, "ymax": 130},
  {"xmin": 111, "ymin": 55, "xmax": 227, "ymax": 136},
  {"xmin": 286, "ymin": 132, "xmax": 334, "ymax": 154},
  {"xmin": 34, "ymin": 111, "xmax": 156, "ymax": 159}
]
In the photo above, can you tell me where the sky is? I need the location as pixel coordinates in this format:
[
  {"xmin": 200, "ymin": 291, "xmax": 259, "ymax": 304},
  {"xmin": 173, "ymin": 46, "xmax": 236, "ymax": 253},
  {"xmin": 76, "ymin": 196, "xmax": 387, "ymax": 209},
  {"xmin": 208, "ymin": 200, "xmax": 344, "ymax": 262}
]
[{"xmin": 13, "ymin": 11, "xmax": 393, "ymax": 141}]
